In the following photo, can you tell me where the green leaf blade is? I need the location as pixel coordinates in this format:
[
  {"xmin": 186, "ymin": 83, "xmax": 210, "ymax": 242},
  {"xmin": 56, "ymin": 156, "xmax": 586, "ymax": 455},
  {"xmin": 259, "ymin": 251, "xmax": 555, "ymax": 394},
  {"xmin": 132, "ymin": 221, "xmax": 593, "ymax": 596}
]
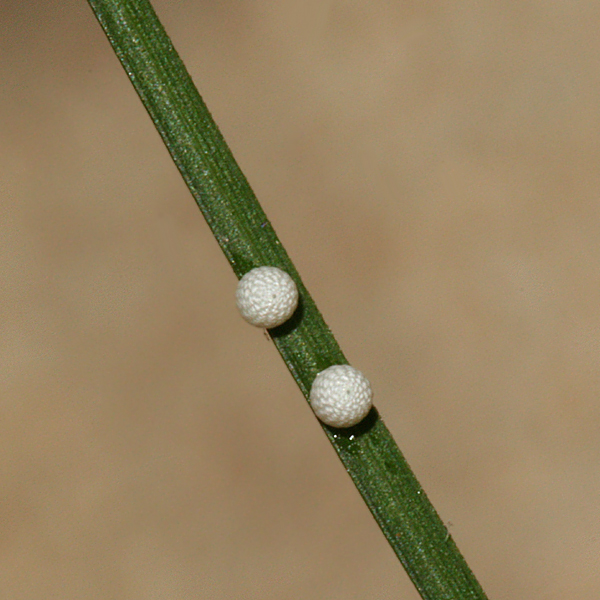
[{"xmin": 87, "ymin": 2, "xmax": 490, "ymax": 598}]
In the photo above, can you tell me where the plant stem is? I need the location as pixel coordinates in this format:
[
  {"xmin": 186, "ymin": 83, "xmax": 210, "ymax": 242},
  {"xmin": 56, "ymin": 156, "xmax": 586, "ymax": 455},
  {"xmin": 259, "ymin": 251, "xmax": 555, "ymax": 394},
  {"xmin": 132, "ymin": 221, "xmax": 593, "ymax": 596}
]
[{"xmin": 86, "ymin": 1, "xmax": 490, "ymax": 598}]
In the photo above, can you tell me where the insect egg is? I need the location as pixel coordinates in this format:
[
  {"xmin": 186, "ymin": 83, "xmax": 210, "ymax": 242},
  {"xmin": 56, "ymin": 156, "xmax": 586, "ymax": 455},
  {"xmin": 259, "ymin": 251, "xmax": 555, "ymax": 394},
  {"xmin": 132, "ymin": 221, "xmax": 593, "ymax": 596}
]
[
  {"xmin": 309, "ymin": 365, "xmax": 373, "ymax": 428},
  {"xmin": 236, "ymin": 266, "xmax": 299, "ymax": 328}
]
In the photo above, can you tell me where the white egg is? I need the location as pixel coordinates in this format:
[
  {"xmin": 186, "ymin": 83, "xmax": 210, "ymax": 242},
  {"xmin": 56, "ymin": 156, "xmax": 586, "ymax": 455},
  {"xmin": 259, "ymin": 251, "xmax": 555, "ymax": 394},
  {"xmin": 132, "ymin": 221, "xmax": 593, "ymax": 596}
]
[
  {"xmin": 236, "ymin": 266, "xmax": 299, "ymax": 328},
  {"xmin": 309, "ymin": 365, "xmax": 373, "ymax": 428}
]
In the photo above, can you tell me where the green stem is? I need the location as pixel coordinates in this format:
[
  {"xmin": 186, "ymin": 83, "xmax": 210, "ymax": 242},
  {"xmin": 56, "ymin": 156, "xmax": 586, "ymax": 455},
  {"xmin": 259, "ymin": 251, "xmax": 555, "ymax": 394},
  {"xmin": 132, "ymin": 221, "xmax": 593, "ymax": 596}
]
[{"xmin": 86, "ymin": 1, "xmax": 490, "ymax": 598}]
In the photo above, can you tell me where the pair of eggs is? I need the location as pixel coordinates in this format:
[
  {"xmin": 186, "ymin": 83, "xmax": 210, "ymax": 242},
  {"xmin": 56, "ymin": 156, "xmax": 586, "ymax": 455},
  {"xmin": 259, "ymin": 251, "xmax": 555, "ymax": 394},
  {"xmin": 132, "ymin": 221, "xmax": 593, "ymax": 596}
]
[{"xmin": 236, "ymin": 266, "xmax": 373, "ymax": 428}]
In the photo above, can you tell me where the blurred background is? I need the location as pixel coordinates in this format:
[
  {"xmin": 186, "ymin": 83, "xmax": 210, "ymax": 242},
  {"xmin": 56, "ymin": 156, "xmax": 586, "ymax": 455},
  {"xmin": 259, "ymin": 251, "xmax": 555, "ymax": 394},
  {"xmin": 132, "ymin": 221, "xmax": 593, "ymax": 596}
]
[{"xmin": 2, "ymin": 1, "xmax": 600, "ymax": 598}]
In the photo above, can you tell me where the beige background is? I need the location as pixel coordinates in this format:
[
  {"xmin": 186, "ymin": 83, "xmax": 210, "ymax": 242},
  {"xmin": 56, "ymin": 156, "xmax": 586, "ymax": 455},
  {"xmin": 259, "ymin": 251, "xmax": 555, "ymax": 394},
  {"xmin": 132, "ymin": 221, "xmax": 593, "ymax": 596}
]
[{"xmin": 2, "ymin": 1, "xmax": 600, "ymax": 598}]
